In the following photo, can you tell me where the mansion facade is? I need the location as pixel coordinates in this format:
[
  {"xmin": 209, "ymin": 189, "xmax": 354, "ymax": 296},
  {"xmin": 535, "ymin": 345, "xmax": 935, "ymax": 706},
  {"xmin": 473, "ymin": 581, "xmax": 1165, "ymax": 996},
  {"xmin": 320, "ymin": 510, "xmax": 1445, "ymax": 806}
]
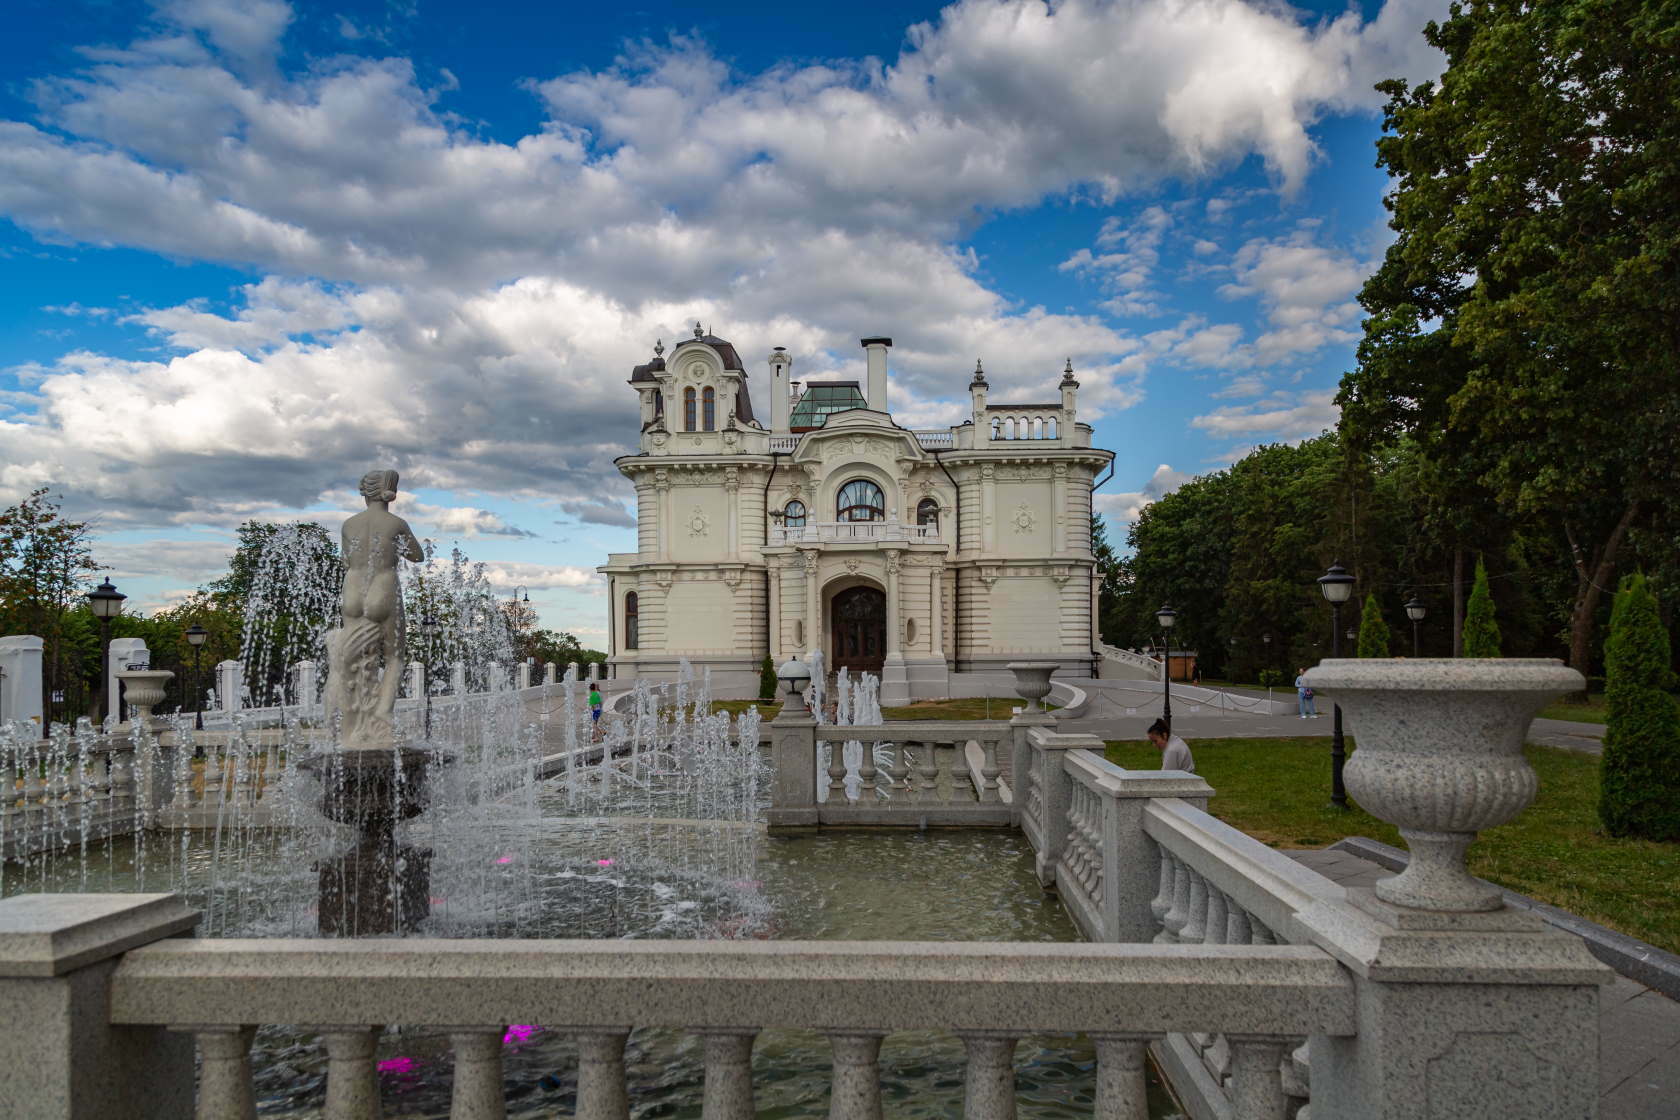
[{"xmin": 598, "ymin": 326, "xmax": 1115, "ymax": 703}]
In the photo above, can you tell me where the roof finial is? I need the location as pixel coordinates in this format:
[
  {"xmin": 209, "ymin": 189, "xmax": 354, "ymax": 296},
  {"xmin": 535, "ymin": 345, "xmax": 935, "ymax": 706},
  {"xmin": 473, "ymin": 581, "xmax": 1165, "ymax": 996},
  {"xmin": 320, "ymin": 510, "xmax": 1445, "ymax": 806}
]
[
  {"xmin": 1064, "ymin": 356, "xmax": 1074, "ymax": 375},
  {"xmin": 693, "ymin": 321, "xmax": 704, "ymax": 338},
  {"xmin": 970, "ymin": 358, "xmax": 987, "ymax": 388},
  {"xmin": 654, "ymin": 338, "xmax": 664, "ymax": 357}
]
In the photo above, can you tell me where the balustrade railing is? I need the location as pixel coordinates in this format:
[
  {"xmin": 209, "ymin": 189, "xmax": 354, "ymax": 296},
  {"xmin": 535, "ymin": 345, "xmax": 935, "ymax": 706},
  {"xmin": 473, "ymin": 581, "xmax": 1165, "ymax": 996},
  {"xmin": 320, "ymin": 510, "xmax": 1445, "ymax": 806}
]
[
  {"xmin": 792, "ymin": 721, "xmax": 1012, "ymax": 826},
  {"xmin": 768, "ymin": 520, "xmax": 938, "ymax": 545},
  {"xmin": 103, "ymin": 933, "xmax": 1354, "ymax": 1120}
]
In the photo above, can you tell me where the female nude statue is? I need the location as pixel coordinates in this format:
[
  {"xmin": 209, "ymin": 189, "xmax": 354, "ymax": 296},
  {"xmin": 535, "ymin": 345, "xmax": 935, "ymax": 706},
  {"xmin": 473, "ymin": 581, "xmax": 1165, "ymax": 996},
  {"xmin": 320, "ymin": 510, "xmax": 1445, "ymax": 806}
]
[{"xmin": 325, "ymin": 469, "xmax": 423, "ymax": 749}]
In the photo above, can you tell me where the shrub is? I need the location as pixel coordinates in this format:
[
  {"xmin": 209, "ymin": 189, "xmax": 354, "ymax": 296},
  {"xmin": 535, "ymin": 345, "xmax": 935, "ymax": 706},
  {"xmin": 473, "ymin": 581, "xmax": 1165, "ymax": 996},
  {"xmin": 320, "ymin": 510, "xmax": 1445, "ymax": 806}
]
[
  {"xmin": 759, "ymin": 654, "xmax": 778, "ymax": 701},
  {"xmin": 1357, "ymin": 592, "xmax": 1391, "ymax": 658},
  {"xmin": 1462, "ymin": 556, "xmax": 1503, "ymax": 657},
  {"xmin": 1257, "ymin": 668, "xmax": 1285, "ymax": 689},
  {"xmin": 1598, "ymin": 574, "xmax": 1680, "ymax": 840}
]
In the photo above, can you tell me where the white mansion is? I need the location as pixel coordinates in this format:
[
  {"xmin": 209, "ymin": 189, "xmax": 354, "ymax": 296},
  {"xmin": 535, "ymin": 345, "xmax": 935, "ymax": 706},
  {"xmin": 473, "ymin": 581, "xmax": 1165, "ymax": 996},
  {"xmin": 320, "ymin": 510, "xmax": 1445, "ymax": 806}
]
[{"xmin": 599, "ymin": 326, "xmax": 1115, "ymax": 703}]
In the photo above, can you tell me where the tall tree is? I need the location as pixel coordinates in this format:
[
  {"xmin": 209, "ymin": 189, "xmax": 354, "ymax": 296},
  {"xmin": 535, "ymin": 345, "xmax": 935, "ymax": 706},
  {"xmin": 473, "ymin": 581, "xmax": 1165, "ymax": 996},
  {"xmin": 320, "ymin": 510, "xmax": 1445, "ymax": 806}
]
[
  {"xmin": 1341, "ymin": 0, "xmax": 1680, "ymax": 678},
  {"xmin": 1356, "ymin": 593, "xmax": 1392, "ymax": 658},
  {"xmin": 0, "ymin": 490, "xmax": 100, "ymax": 718},
  {"xmin": 1090, "ymin": 514, "xmax": 1126, "ymax": 647},
  {"xmin": 1598, "ymin": 574, "xmax": 1680, "ymax": 840}
]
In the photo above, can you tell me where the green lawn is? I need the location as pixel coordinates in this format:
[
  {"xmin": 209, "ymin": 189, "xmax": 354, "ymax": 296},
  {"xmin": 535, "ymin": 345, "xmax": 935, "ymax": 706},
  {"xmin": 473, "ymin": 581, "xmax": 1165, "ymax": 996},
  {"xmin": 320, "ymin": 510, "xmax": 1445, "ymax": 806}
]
[
  {"xmin": 1105, "ymin": 736, "xmax": 1680, "ymax": 956},
  {"xmin": 1538, "ymin": 694, "xmax": 1607, "ymax": 724},
  {"xmin": 705, "ymin": 696, "xmax": 1051, "ymax": 722}
]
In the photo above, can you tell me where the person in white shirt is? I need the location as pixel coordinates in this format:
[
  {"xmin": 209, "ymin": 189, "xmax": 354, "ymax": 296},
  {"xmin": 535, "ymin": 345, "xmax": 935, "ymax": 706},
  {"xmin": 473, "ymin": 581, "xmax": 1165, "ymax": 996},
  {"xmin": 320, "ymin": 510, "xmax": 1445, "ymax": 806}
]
[{"xmin": 1147, "ymin": 718, "xmax": 1195, "ymax": 773}]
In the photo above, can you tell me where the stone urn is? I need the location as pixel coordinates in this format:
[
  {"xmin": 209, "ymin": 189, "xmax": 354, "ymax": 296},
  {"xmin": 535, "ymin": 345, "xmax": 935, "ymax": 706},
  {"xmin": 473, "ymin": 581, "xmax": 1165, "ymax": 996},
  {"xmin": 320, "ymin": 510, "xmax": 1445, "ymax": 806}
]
[
  {"xmin": 1302, "ymin": 658, "xmax": 1583, "ymax": 912},
  {"xmin": 1007, "ymin": 662, "xmax": 1059, "ymax": 713},
  {"xmin": 115, "ymin": 668, "xmax": 175, "ymax": 729}
]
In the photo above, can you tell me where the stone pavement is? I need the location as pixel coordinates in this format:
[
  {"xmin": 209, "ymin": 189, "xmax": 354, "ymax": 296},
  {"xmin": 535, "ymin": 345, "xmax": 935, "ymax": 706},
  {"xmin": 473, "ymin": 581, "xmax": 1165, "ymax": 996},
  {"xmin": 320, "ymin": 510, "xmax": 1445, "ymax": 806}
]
[{"xmin": 1292, "ymin": 847, "xmax": 1680, "ymax": 1120}]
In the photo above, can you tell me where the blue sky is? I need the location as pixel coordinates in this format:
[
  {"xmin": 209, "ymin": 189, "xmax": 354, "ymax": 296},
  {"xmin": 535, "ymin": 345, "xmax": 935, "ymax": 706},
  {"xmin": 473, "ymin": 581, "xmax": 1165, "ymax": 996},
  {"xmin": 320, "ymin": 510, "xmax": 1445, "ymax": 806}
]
[{"xmin": 0, "ymin": 0, "xmax": 1444, "ymax": 646}]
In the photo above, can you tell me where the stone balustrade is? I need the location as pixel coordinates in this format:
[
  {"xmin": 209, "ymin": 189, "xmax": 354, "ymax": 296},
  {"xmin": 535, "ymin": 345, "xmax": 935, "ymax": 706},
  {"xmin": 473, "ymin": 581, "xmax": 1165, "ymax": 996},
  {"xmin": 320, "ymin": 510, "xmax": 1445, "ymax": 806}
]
[{"xmin": 803, "ymin": 721, "xmax": 1013, "ymax": 826}]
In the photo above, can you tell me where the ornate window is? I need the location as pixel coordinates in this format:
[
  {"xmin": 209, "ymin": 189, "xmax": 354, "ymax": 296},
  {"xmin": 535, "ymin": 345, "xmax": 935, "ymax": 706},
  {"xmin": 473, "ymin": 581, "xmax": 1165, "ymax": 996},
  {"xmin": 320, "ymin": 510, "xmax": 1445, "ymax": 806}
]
[
  {"xmin": 916, "ymin": 497, "xmax": 940, "ymax": 531},
  {"xmin": 783, "ymin": 500, "xmax": 807, "ymax": 529},
  {"xmin": 837, "ymin": 479, "xmax": 886, "ymax": 522},
  {"xmin": 624, "ymin": 592, "xmax": 639, "ymax": 650},
  {"xmin": 702, "ymin": 386, "xmax": 716, "ymax": 431},
  {"xmin": 683, "ymin": 387, "xmax": 697, "ymax": 432}
]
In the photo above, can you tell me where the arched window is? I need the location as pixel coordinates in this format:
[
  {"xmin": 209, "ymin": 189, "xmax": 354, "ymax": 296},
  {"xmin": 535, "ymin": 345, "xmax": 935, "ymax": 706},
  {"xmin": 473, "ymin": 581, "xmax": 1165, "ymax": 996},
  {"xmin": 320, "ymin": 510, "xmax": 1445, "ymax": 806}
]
[
  {"xmin": 683, "ymin": 387, "xmax": 697, "ymax": 432},
  {"xmin": 1046, "ymin": 416, "xmax": 1058, "ymax": 439},
  {"xmin": 837, "ymin": 479, "xmax": 886, "ymax": 522},
  {"xmin": 1031, "ymin": 417, "xmax": 1043, "ymax": 439},
  {"xmin": 990, "ymin": 417, "xmax": 1000, "ymax": 439},
  {"xmin": 624, "ymin": 592, "xmax": 639, "ymax": 650},
  {"xmin": 702, "ymin": 386, "xmax": 716, "ymax": 431},
  {"xmin": 916, "ymin": 497, "xmax": 940, "ymax": 532},
  {"xmin": 783, "ymin": 500, "xmax": 807, "ymax": 529}
]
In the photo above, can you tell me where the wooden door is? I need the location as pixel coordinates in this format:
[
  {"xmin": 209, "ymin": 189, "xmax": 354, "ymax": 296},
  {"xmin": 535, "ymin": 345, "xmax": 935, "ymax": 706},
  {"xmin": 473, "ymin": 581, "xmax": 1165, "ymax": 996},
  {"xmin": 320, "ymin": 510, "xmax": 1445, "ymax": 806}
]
[{"xmin": 831, "ymin": 586, "xmax": 886, "ymax": 678}]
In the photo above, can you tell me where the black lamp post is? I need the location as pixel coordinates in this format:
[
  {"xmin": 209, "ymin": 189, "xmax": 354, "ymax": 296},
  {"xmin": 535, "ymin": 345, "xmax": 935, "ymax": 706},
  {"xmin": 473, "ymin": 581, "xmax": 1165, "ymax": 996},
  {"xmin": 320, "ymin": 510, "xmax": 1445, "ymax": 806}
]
[
  {"xmin": 1155, "ymin": 604, "xmax": 1177, "ymax": 733},
  {"xmin": 1405, "ymin": 595, "xmax": 1426, "ymax": 657},
  {"xmin": 419, "ymin": 613, "xmax": 438, "ymax": 740},
  {"xmin": 1317, "ymin": 561, "xmax": 1356, "ymax": 810},
  {"xmin": 185, "ymin": 624, "xmax": 209, "ymax": 731},
  {"xmin": 85, "ymin": 578, "xmax": 126, "ymax": 727}
]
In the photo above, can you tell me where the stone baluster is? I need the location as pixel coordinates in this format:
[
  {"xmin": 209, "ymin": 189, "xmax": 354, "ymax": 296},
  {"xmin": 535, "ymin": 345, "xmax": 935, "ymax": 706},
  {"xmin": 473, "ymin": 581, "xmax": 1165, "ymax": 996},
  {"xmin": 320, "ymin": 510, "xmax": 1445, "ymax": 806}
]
[
  {"xmin": 230, "ymin": 741, "xmax": 256, "ymax": 808},
  {"xmin": 1149, "ymin": 848, "xmax": 1175, "ymax": 940},
  {"xmin": 883, "ymin": 743, "xmax": 910, "ymax": 794},
  {"xmin": 109, "ymin": 744, "xmax": 137, "ymax": 817},
  {"xmin": 85, "ymin": 750, "xmax": 110, "ymax": 812},
  {"xmin": 316, "ymin": 1026, "xmax": 383, "ymax": 1120},
  {"xmin": 180, "ymin": 1024, "xmax": 257, "ymax": 1120},
  {"xmin": 260, "ymin": 738, "xmax": 281, "ymax": 804},
  {"xmin": 46, "ymin": 757, "xmax": 69, "ymax": 829},
  {"xmin": 200, "ymin": 744, "xmax": 223, "ymax": 810},
  {"xmin": 1091, "ymin": 1033, "xmax": 1152, "ymax": 1120},
  {"xmin": 826, "ymin": 740, "xmax": 848, "ymax": 800},
  {"xmin": 1178, "ymin": 867, "xmax": 1209, "ymax": 943},
  {"xmin": 1161, "ymin": 856, "xmax": 1191, "ymax": 942},
  {"xmin": 915, "ymin": 742, "xmax": 939, "ymax": 801},
  {"xmin": 957, "ymin": 1032, "xmax": 1018, "ymax": 1120},
  {"xmin": 170, "ymin": 735, "xmax": 198, "ymax": 813},
  {"xmin": 696, "ymin": 1028, "xmax": 757, "ymax": 1119},
  {"xmin": 573, "ymin": 1030, "xmax": 631, "ymax": 1120},
  {"xmin": 1248, "ymin": 919, "xmax": 1276, "ymax": 946},
  {"xmin": 856, "ymin": 743, "xmax": 878, "ymax": 799},
  {"xmin": 23, "ymin": 744, "xmax": 48, "ymax": 839},
  {"xmin": 978, "ymin": 735, "xmax": 1002, "ymax": 802},
  {"xmin": 1280, "ymin": 1041, "xmax": 1310, "ymax": 1110},
  {"xmin": 445, "ymin": 1027, "xmax": 506, "ymax": 1120},
  {"xmin": 1, "ymin": 746, "xmax": 20, "ymax": 843},
  {"xmin": 1224, "ymin": 901, "xmax": 1252, "ymax": 945},
  {"xmin": 826, "ymin": 1031, "xmax": 886, "ymax": 1119},
  {"xmin": 1192, "ymin": 888, "xmax": 1230, "ymax": 1057},
  {"xmin": 1226, "ymin": 1036, "xmax": 1289, "ymax": 1120},
  {"xmin": 937, "ymin": 742, "xmax": 961, "ymax": 802}
]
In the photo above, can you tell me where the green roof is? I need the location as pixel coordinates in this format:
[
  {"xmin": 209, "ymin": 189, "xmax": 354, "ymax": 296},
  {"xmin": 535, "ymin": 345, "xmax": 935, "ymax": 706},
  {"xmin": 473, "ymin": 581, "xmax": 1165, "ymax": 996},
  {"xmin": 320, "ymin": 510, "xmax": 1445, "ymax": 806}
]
[{"xmin": 789, "ymin": 381, "xmax": 868, "ymax": 430}]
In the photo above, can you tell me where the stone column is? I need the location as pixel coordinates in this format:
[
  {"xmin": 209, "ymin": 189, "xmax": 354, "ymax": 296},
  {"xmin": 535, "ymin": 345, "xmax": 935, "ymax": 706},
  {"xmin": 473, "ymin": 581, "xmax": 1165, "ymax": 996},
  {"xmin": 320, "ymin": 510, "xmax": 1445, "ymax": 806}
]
[
  {"xmin": 181, "ymin": 1025, "xmax": 257, "ymax": 1120},
  {"xmin": 0, "ymin": 894, "xmax": 200, "ymax": 1119},
  {"xmin": 1299, "ymin": 659, "xmax": 1611, "ymax": 1120},
  {"xmin": 801, "ymin": 550, "xmax": 821, "ymax": 659},
  {"xmin": 979, "ymin": 465, "xmax": 996, "ymax": 552},
  {"xmin": 0, "ymin": 635, "xmax": 44, "ymax": 732},
  {"xmin": 766, "ymin": 557, "xmax": 781, "ymax": 665},
  {"xmin": 655, "ymin": 469, "xmax": 671, "ymax": 563},
  {"xmin": 929, "ymin": 562, "xmax": 945, "ymax": 658},
  {"xmin": 214, "ymin": 659, "xmax": 241, "ymax": 716},
  {"xmin": 724, "ymin": 468, "xmax": 740, "ymax": 561},
  {"xmin": 883, "ymin": 550, "xmax": 902, "ymax": 658},
  {"xmin": 1051, "ymin": 463, "xmax": 1068, "ymax": 554},
  {"xmin": 445, "ymin": 1027, "xmax": 506, "ymax": 1120}
]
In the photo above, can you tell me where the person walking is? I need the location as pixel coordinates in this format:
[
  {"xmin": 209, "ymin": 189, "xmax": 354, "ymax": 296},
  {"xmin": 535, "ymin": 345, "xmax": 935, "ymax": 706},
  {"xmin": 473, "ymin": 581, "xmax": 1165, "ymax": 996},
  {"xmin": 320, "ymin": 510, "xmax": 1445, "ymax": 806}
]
[
  {"xmin": 588, "ymin": 681, "xmax": 603, "ymax": 739},
  {"xmin": 1295, "ymin": 668, "xmax": 1318, "ymax": 718},
  {"xmin": 1147, "ymin": 718, "xmax": 1194, "ymax": 773}
]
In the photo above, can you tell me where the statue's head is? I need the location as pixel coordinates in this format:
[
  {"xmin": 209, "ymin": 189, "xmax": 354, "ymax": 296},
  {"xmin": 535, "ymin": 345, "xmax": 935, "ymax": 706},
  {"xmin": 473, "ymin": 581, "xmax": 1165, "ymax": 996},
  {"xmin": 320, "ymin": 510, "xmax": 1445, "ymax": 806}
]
[{"xmin": 359, "ymin": 469, "xmax": 399, "ymax": 503}]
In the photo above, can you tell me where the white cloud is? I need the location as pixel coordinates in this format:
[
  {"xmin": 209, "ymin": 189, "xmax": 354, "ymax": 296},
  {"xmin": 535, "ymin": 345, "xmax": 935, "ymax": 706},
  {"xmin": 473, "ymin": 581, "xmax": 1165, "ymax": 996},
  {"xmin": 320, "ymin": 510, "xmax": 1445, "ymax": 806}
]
[
  {"xmin": 1097, "ymin": 462, "xmax": 1194, "ymax": 524},
  {"xmin": 477, "ymin": 562, "xmax": 602, "ymax": 593},
  {"xmin": 1190, "ymin": 389, "xmax": 1339, "ymax": 444},
  {"xmin": 1218, "ymin": 231, "xmax": 1368, "ymax": 362}
]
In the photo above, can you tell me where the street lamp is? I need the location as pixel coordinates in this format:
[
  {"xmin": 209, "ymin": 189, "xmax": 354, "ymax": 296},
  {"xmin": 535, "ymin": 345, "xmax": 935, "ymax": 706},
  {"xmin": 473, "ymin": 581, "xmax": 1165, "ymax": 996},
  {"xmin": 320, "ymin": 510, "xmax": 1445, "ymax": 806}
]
[
  {"xmin": 1155, "ymin": 604, "xmax": 1178, "ymax": 733},
  {"xmin": 777, "ymin": 657, "xmax": 812, "ymax": 716},
  {"xmin": 1317, "ymin": 561, "xmax": 1355, "ymax": 810},
  {"xmin": 85, "ymin": 578, "xmax": 126, "ymax": 727},
  {"xmin": 1405, "ymin": 595, "xmax": 1426, "ymax": 658},
  {"xmin": 419, "ymin": 613, "xmax": 439, "ymax": 740},
  {"xmin": 184, "ymin": 624, "xmax": 209, "ymax": 731}
]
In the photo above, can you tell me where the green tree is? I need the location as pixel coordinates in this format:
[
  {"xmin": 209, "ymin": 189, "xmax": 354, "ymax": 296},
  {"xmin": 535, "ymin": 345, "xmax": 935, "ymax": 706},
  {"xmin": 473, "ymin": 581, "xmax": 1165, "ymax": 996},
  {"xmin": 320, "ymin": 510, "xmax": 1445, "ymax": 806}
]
[
  {"xmin": 0, "ymin": 489, "xmax": 100, "ymax": 719},
  {"xmin": 1357, "ymin": 593, "xmax": 1391, "ymax": 658},
  {"xmin": 759, "ymin": 654, "xmax": 778, "ymax": 701},
  {"xmin": 1090, "ymin": 514, "xmax": 1125, "ymax": 647},
  {"xmin": 1598, "ymin": 574, "xmax": 1680, "ymax": 840},
  {"xmin": 1462, "ymin": 557, "xmax": 1502, "ymax": 658}
]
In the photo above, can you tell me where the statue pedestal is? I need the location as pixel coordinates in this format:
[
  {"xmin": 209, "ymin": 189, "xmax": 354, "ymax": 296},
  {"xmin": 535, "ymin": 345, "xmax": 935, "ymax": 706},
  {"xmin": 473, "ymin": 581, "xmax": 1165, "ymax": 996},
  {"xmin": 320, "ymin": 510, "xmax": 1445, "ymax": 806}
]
[{"xmin": 301, "ymin": 745, "xmax": 444, "ymax": 936}]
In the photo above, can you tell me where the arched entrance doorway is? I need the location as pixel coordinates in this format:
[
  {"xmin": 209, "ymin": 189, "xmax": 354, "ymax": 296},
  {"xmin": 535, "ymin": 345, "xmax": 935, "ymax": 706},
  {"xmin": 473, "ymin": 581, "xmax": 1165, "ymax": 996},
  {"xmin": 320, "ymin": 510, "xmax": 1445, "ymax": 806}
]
[{"xmin": 830, "ymin": 585, "xmax": 886, "ymax": 678}]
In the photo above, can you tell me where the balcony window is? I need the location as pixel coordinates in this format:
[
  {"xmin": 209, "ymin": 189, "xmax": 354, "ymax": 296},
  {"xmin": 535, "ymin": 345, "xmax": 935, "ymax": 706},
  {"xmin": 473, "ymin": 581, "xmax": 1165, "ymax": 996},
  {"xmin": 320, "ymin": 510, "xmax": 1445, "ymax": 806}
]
[
  {"xmin": 783, "ymin": 500, "xmax": 807, "ymax": 529},
  {"xmin": 916, "ymin": 498, "xmax": 940, "ymax": 532},
  {"xmin": 837, "ymin": 479, "xmax": 885, "ymax": 522}
]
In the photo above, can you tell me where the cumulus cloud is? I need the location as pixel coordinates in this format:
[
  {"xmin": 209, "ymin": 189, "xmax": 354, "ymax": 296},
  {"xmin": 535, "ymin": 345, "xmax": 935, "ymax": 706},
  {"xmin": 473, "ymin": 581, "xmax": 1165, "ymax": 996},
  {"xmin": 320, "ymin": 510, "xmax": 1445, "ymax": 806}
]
[
  {"xmin": 558, "ymin": 498, "xmax": 637, "ymax": 530},
  {"xmin": 1097, "ymin": 462, "xmax": 1194, "ymax": 524},
  {"xmin": 1218, "ymin": 230, "xmax": 1368, "ymax": 362},
  {"xmin": 477, "ymin": 562, "xmax": 603, "ymax": 593},
  {"xmin": 1190, "ymin": 388, "xmax": 1339, "ymax": 446}
]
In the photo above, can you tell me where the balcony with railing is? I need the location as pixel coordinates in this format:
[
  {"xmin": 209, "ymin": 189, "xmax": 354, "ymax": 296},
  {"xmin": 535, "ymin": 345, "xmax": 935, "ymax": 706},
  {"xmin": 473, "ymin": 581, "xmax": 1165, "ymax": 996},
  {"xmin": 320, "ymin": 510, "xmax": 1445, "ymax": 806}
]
[{"xmin": 768, "ymin": 519, "xmax": 939, "ymax": 545}]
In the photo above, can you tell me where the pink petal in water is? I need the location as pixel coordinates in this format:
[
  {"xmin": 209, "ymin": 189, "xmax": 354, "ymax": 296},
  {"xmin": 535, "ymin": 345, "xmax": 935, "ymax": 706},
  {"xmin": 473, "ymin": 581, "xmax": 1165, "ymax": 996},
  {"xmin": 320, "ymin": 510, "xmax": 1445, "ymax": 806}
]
[
  {"xmin": 495, "ymin": 854, "xmax": 515, "ymax": 865},
  {"xmin": 595, "ymin": 858, "xmax": 614, "ymax": 867},
  {"xmin": 503, "ymin": 1024, "xmax": 539, "ymax": 1045},
  {"xmin": 378, "ymin": 1056, "xmax": 417, "ymax": 1075}
]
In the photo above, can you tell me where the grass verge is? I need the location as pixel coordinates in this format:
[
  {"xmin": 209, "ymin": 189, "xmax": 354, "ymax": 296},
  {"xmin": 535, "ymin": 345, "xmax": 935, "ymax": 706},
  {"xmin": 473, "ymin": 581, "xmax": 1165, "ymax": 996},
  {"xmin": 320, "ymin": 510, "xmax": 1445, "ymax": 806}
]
[{"xmin": 1105, "ymin": 736, "xmax": 1680, "ymax": 956}]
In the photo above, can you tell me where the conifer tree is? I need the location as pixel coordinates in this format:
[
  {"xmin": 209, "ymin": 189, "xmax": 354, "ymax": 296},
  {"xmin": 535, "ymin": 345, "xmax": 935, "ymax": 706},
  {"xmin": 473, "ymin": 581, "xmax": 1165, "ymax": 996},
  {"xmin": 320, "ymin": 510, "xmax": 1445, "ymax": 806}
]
[
  {"xmin": 759, "ymin": 654, "xmax": 778, "ymax": 702},
  {"xmin": 1461, "ymin": 557, "xmax": 1502, "ymax": 657},
  {"xmin": 1356, "ymin": 592, "xmax": 1391, "ymax": 658},
  {"xmin": 1598, "ymin": 574, "xmax": 1680, "ymax": 840}
]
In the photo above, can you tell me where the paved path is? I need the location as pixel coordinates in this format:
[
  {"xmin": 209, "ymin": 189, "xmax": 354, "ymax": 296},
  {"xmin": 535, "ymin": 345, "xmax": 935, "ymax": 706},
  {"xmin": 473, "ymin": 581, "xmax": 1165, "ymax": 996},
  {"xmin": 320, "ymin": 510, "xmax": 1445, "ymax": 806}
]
[{"xmin": 1292, "ymin": 847, "xmax": 1678, "ymax": 1119}]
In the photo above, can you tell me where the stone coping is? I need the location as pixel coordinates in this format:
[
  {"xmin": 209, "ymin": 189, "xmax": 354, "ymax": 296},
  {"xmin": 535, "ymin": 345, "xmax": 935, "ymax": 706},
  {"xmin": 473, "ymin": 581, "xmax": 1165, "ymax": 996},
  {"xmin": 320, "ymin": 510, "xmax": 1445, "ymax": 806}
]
[
  {"xmin": 1333, "ymin": 836, "xmax": 1680, "ymax": 1000},
  {"xmin": 0, "ymin": 894, "xmax": 200, "ymax": 977},
  {"xmin": 110, "ymin": 938, "xmax": 1355, "ymax": 1037}
]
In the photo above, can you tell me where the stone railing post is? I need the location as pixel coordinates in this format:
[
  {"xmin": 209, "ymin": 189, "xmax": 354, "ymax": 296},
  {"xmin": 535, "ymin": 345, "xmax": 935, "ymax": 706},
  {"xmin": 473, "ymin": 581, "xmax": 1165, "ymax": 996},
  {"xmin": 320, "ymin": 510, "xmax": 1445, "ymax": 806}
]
[
  {"xmin": 0, "ymin": 635, "xmax": 45, "ymax": 733},
  {"xmin": 0, "ymin": 894, "xmax": 200, "ymax": 1119},
  {"xmin": 1298, "ymin": 659, "xmax": 1611, "ymax": 1119},
  {"xmin": 215, "ymin": 661, "xmax": 241, "ymax": 716},
  {"xmin": 292, "ymin": 660, "xmax": 318, "ymax": 717},
  {"xmin": 1023, "ymin": 729, "xmax": 1098, "ymax": 890},
  {"xmin": 517, "ymin": 662, "xmax": 533, "ymax": 690},
  {"xmin": 544, "ymin": 661, "xmax": 558, "ymax": 685},
  {"xmin": 450, "ymin": 661, "xmax": 467, "ymax": 697},
  {"xmin": 767, "ymin": 676, "xmax": 818, "ymax": 833},
  {"xmin": 1097, "ymin": 769, "xmax": 1212, "ymax": 943},
  {"xmin": 1007, "ymin": 661, "xmax": 1058, "ymax": 828},
  {"xmin": 406, "ymin": 661, "xmax": 423, "ymax": 701}
]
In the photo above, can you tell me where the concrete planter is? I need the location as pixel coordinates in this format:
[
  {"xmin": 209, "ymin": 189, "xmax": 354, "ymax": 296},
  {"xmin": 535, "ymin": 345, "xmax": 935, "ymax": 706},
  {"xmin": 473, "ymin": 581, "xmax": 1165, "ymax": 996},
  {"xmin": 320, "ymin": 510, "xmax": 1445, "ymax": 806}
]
[
  {"xmin": 1303, "ymin": 658, "xmax": 1582, "ymax": 911},
  {"xmin": 1006, "ymin": 662, "xmax": 1058, "ymax": 713},
  {"xmin": 115, "ymin": 668, "xmax": 175, "ymax": 728}
]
